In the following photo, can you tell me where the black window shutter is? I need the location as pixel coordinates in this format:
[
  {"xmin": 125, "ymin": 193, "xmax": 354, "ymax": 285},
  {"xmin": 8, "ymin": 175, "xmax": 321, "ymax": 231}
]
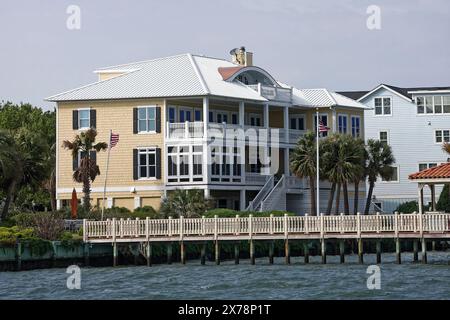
[
  {"xmin": 72, "ymin": 156, "xmax": 78, "ymax": 171},
  {"xmin": 90, "ymin": 109, "xmax": 96, "ymax": 128},
  {"xmin": 72, "ymin": 110, "xmax": 79, "ymax": 130},
  {"xmin": 155, "ymin": 106, "xmax": 161, "ymax": 133},
  {"xmin": 133, "ymin": 108, "xmax": 138, "ymax": 134},
  {"xmin": 90, "ymin": 151, "xmax": 97, "ymax": 165},
  {"xmin": 133, "ymin": 149, "xmax": 138, "ymax": 180},
  {"xmin": 156, "ymin": 148, "xmax": 162, "ymax": 179}
]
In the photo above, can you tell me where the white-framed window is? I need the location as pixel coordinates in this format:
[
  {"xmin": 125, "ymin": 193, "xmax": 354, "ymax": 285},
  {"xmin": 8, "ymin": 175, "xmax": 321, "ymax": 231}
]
[
  {"xmin": 78, "ymin": 109, "xmax": 91, "ymax": 129},
  {"xmin": 179, "ymin": 108, "xmax": 192, "ymax": 123},
  {"xmin": 138, "ymin": 148, "xmax": 157, "ymax": 179},
  {"xmin": 416, "ymin": 95, "xmax": 450, "ymax": 114},
  {"xmin": 435, "ymin": 129, "xmax": 450, "ymax": 143},
  {"xmin": 337, "ymin": 114, "xmax": 348, "ymax": 134},
  {"xmin": 419, "ymin": 162, "xmax": 438, "ymax": 171},
  {"xmin": 351, "ymin": 115, "xmax": 361, "ymax": 137},
  {"xmin": 216, "ymin": 111, "xmax": 229, "ymax": 124},
  {"xmin": 374, "ymin": 97, "xmax": 392, "ymax": 115},
  {"xmin": 194, "ymin": 109, "xmax": 202, "ymax": 122},
  {"xmin": 290, "ymin": 115, "xmax": 305, "ymax": 131},
  {"xmin": 379, "ymin": 131, "xmax": 389, "ymax": 145},
  {"xmin": 381, "ymin": 165, "xmax": 399, "ymax": 183},
  {"xmin": 313, "ymin": 113, "xmax": 329, "ymax": 137},
  {"xmin": 138, "ymin": 106, "xmax": 156, "ymax": 133},
  {"xmin": 231, "ymin": 112, "xmax": 239, "ymax": 125},
  {"xmin": 167, "ymin": 145, "xmax": 203, "ymax": 183},
  {"xmin": 168, "ymin": 107, "xmax": 176, "ymax": 123},
  {"xmin": 249, "ymin": 113, "xmax": 262, "ymax": 127}
]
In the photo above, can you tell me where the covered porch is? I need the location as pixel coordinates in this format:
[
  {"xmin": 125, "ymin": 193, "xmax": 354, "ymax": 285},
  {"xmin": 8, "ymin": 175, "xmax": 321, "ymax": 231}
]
[{"xmin": 409, "ymin": 163, "xmax": 450, "ymax": 213}]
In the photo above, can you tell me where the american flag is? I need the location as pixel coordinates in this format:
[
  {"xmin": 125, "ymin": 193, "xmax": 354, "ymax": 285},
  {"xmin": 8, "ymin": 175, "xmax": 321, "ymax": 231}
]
[
  {"xmin": 319, "ymin": 120, "xmax": 330, "ymax": 133},
  {"xmin": 110, "ymin": 133, "xmax": 119, "ymax": 148}
]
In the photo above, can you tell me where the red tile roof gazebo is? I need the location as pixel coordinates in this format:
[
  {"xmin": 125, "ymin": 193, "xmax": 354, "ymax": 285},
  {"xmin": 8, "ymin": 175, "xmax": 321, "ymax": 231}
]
[{"xmin": 409, "ymin": 162, "xmax": 450, "ymax": 213}]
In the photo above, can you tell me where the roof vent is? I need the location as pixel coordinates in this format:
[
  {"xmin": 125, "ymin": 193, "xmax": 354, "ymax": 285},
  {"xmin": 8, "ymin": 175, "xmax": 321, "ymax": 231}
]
[{"xmin": 230, "ymin": 47, "xmax": 253, "ymax": 66}]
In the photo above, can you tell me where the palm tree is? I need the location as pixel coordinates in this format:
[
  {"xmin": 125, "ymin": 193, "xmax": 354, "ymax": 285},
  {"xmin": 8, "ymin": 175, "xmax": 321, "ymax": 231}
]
[
  {"xmin": 62, "ymin": 129, "xmax": 107, "ymax": 211},
  {"xmin": 0, "ymin": 129, "xmax": 47, "ymax": 221},
  {"xmin": 322, "ymin": 134, "xmax": 361, "ymax": 215},
  {"xmin": 42, "ymin": 143, "xmax": 56, "ymax": 212},
  {"xmin": 160, "ymin": 189, "xmax": 212, "ymax": 218},
  {"xmin": 364, "ymin": 139, "xmax": 395, "ymax": 214},
  {"xmin": 352, "ymin": 138, "xmax": 367, "ymax": 215},
  {"xmin": 291, "ymin": 131, "xmax": 317, "ymax": 215},
  {"xmin": 321, "ymin": 134, "xmax": 339, "ymax": 215}
]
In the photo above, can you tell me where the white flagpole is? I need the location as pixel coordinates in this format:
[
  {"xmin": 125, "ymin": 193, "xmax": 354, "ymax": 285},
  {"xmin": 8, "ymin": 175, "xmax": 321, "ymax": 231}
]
[
  {"xmin": 101, "ymin": 129, "xmax": 112, "ymax": 221},
  {"xmin": 316, "ymin": 109, "xmax": 320, "ymax": 217}
]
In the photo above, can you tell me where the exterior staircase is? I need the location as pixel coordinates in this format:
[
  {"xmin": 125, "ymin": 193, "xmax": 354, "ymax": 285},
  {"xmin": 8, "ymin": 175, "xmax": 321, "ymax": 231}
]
[{"xmin": 246, "ymin": 175, "xmax": 290, "ymax": 212}]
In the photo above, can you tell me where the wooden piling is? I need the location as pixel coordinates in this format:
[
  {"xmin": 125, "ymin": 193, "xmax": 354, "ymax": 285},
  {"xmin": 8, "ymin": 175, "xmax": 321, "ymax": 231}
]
[
  {"xmin": 234, "ymin": 243, "xmax": 240, "ymax": 265},
  {"xmin": 421, "ymin": 238, "xmax": 427, "ymax": 264},
  {"xmin": 215, "ymin": 241, "xmax": 220, "ymax": 265},
  {"xmin": 339, "ymin": 240, "xmax": 345, "ymax": 264},
  {"xmin": 180, "ymin": 241, "xmax": 186, "ymax": 265},
  {"xmin": 15, "ymin": 241, "xmax": 22, "ymax": 272},
  {"xmin": 413, "ymin": 239, "xmax": 418, "ymax": 262},
  {"xmin": 321, "ymin": 239, "xmax": 326, "ymax": 264},
  {"xmin": 83, "ymin": 243, "xmax": 90, "ymax": 267},
  {"xmin": 268, "ymin": 241, "xmax": 274, "ymax": 264},
  {"xmin": 250, "ymin": 240, "xmax": 255, "ymax": 265},
  {"xmin": 167, "ymin": 243, "xmax": 172, "ymax": 265},
  {"xmin": 134, "ymin": 244, "xmax": 139, "ymax": 265},
  {"xmin": 376, "ymin": 240, "xmax": 382, "ymax": 264},
  {"xmin": 284, "ymin": 239, "xmax": 290, "ymax": 264},
  {"xmin": 396, "ymin": 238, "xmax": 401, "ymax": 264},
  {"xmin": 200, "ymin": 243, "xmax": 206, "ymax": 265},
  {"xmin": 303, "ymin": 242, "xmax": 309, "ymax": 264},
  {"xmin": 113, "ymin": 242, "xmax": 118, "ymax": 267},
  {"xmin": 358, "ymin": 239, "xmax": 363, "ymax": 264},
  {"xmin": 146, "ymin": 242, "xmax": 152, "ymax": 267}
]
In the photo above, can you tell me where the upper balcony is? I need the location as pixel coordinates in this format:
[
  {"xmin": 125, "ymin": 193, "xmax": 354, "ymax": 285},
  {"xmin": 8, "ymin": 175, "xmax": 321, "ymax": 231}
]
[
  {"xmin": 165, "ymin": 121, "xmax": 304, "ymax": 144},
  {"xmin": 247, "ymin": 84, "xmax": 292, "ymax": 103}
]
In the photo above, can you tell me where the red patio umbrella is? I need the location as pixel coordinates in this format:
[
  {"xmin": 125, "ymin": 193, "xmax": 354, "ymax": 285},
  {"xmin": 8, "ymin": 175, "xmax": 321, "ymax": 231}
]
[{"xmin": 71, "ymin": 188, "xmax": 78, "ymax": 219}]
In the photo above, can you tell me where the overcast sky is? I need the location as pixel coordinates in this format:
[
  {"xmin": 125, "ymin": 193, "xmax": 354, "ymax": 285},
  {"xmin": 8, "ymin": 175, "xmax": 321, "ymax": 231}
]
[{"xmin": 1, "ymin": 0, "xmax": 449, "ymax": 110}]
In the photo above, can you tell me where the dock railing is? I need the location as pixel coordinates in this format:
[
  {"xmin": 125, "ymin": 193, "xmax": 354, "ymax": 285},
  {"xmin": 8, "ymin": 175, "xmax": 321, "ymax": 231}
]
[{"xmin": 84, "ymin": 212, "xmax": 450, "ymax": 242}]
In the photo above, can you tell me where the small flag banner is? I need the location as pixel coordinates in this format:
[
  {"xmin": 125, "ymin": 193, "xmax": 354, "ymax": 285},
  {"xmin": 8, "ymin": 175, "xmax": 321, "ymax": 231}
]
[
  {"xmin": 110, "ymin": 133, "xmax": 120, "ymax": 148},
  {"xmin": 319, "ymin": 120, "xmax": 330, "ymax": 133}
]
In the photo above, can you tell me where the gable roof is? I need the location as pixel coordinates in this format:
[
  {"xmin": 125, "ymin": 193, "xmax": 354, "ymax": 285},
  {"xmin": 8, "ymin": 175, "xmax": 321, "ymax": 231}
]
[
  {"xmin": 409, "ymin": 162, "xmax": 450, "ymax": 180},
  {"xmin": 290, "ymin": 88, "xmax": 369, "ymax": 109},
  {"xmin": 338, "ymin": 84, "xmax": 450, "ymax": 102}
]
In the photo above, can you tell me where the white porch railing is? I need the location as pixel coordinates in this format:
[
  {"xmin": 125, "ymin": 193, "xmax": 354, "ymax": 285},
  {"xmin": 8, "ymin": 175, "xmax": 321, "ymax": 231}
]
[
  {"xmin": 246, "ymin": 175, "xmax": 274, "ymax": 211},
  {"xmin": 83, "ymin": 213, "xmax": 450, "ymax": 241},
  {"xmin": 166, "ymin": 121, "xmax": 204, "ymax": 139},
  {"xmin": 247, "ymin": 84, "xmax": 292, "ymax": 103}
]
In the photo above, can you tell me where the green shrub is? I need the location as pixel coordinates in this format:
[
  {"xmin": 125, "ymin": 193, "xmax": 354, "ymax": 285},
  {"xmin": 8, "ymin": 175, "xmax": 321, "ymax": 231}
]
[
  {"xmin": 132, "ymin": 206, "xmax": 159, "ymax": 219},
  {"xmin": 394, "ymin": 201, "xmax": 429, "ymax": 213},
  {"xmin": 437, "ymin": 184, "xmax": 450, "ymax": 213}
]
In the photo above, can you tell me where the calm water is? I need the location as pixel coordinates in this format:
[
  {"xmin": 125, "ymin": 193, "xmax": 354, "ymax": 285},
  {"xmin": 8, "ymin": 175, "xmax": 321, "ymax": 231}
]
[{"xmin": 0, "ymin": 252, "xmax": 449, "ymax": 300}]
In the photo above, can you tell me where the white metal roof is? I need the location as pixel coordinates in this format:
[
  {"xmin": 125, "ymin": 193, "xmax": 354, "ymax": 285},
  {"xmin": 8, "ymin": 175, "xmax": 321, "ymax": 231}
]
[{"xmin": 46, "ymin": 53, "xmax": 367, "ymax": 109}]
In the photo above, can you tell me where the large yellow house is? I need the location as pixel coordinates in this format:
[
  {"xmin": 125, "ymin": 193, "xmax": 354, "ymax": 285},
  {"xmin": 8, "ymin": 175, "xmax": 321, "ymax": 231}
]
[{"xmin": 47, "ymin": 47, "xmax": 368, "ymax": 214}]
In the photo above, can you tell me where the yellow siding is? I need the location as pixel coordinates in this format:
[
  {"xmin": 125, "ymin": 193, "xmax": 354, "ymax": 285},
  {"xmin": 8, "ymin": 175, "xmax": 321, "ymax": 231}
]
[
  {"xmin": 141, "ymin": 197, "xmax": 162, "ymax": 210},
  {"xmin": 113, "ymin": 197, "xmax": 134, "ymax": 209},
  {"xmin": 57, "ymin": 99, "xmax": 165, "ymax": 210}
]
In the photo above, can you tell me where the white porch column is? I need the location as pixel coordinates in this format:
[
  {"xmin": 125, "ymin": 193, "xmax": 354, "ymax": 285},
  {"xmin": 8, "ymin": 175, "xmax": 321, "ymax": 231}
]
[
  {"xmin": 284, "ymin": 148, "xmax": 290, "ymax": 176},
  {"xmin": 56, "ymin": 199, "xmax": 62, "ymax": 211},
  {"xmin": 204, "ymin": 188, "xmax": 210, "ymax": 199},
  {"xmin": 202, "ymin": 97, "xmax": 210, "ymax": 184},
  {"xmin": 239, "ymin": 101, "xmax": 245, "ymax": 127},
  {"xmin": 240, "ymin": 189, "xmax": 246, "ymax": 211},
  {"xmin": 107, "ymin": 197, "xmax": 113, "ymax": 209},
  {"xmin": 203, "ymin": 97, "xmax": 209, "ymax": 138},
  {"xmin": 332, "ymin": 107, "xmax": 337, "ymax": 133},
  {"xmin": 263, "ymin": 103, "xmax": 269, "ymax": 129},
  {"xmin": 283, "ymin": 106, "xmax": 289, "ymax": 144},
  {"xmin": 418, "ymin": 184, "xmax": 424, "ymax": 214}
]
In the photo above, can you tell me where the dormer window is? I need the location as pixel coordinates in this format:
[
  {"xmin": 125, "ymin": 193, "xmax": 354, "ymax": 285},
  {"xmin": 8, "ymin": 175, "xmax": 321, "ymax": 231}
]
[{"xmin": 374, "ymin": 97, "xmax": 391, "ymax": 115}]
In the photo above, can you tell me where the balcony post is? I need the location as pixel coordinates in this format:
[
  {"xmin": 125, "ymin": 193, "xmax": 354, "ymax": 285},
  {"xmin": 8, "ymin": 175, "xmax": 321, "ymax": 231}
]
[
  {"xmin": 202, "ymin": 96, "xmax": 209, "ymax": 184},
  {"xmin": 283, "ymin": 105, "xmax": 289, "ymax": 144},
  {"xmin": 239, "ymin": 101, "xmax": 245, "ymax": 127}
]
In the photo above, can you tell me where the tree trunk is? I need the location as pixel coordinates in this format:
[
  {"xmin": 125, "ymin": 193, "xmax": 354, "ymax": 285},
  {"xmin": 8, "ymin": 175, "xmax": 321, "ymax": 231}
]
[
  {"xmin": 83, "ymin": 175, "xmax": 91, "ymax": 212},
  {"xmin": 353, "ymin": 180, "xmax": 359, "ymax": 215},
  {"xmin": 309, "ymin": 176, "xmax": 317, "ymax": 216},
  {"xmin": 343, "ymin": 182, "xmax": 350, "ymax": 215},
  {"xmin": 334, "ymin": 183, "xmax": 341, "ymax": 215},
  {"xmin": 1, "ymin": 178, "xmax": 18, "ymax": 222},
  {"xmin": 326, "ymin": 182, "xmax": 336, "ymax": 215},
  {"xmin": 364, "ymin": 181, "xmax": 375, "ymax": 214}
]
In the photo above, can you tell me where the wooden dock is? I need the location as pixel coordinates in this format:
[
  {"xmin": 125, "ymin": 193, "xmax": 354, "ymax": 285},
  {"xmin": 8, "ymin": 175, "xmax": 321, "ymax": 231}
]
[{"xmin": 83, "ymin": 212, "xmax": 450, "ymax": 266}]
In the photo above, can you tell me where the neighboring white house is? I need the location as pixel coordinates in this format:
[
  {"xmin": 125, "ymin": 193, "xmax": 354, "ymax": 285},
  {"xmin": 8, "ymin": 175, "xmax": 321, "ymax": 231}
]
[{"xmin": 340, "ymin": 84, "xmax": 450, "ymax": 213}]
